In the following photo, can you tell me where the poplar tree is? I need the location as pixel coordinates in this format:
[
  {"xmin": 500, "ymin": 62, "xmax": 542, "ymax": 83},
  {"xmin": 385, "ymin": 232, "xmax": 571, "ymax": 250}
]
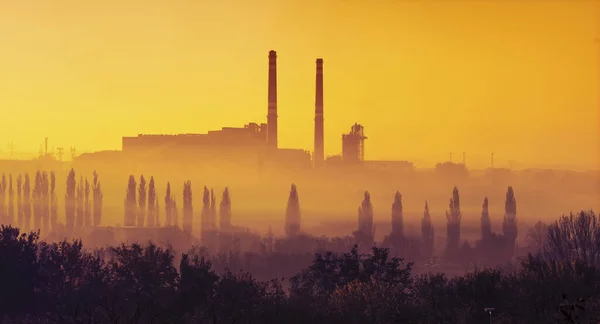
[
  {"xmin": 75, "ymin": 176, "xmax": 84, "ymax": 229},
  {"xmin": 50, "ymin": 171, "xmax": 57, "ymax": 231},
  {"xmin": 503, "ymin": 186, "xmax": 518, "ymax": 257},
  {"xmin": 219, "ymin": 187, "xmax": 231, "ymax": 230},
  {"xmin": 421, "ymin": 201, "xmax": 434, "ymax": 260},
  {"xmin": 124, "ymin": 175, "xmax": 137, "ymax": 226},
  {"xmin": 138, "ymin": 175, "xmax": 146, "ymax": 227},
  {"xmin": 147, "ymin": 176, "xmax": 156, "ymax": 227},
  {"xmin": 23, "ymin": 173, "xmax": 31, "ymax": 232},
  {"xmin": 165, "ymin": 182, "xmax": 172, "ymax": 226},
  {"xmin": 201, "ymin": 186, "xmax": 210, "ymax": 234},
  {"xmin": 182, "ymin": 181, "xmax": 193, "ymax": 234},
  {"xmin": 391, "ymin": 191, "xmax": 403, "ymax": 237},
  {"xmin": 481, "ymin": 197, "xmax": 492, "ymax": 240},
  {"xmin": 0, "ymin": 173, "xmax": 6, "ymax": 224},
  {"xmin": 445, "ymin": 186, "xmax": 462, "ymax": 257},
  {"xmin": 33, "ymin": 171, "xmax": 42, "ymax": 231},
  {"xmin": 7, "ymin": 174, "xmax": 14, "ymax": 225},
  {"xmin": 285, "ymin": 184, "xmax": 301, "ymax": 237},
  {"xmin": 84, "ymin": 178, "xmax": 91, "ymax": 227},
  {"xmin": 92, "ymin": 171, "xmax": 102, "ymax": 226},
  {"xmin": 65, "ymin": 169, "xmax": 76, "ymax": 233},
  {"xmin": 41, "ymin": 171, "xmax": 49, "ymax": 232},
  {"xmin": 16, "ymin": 175, "xmax": 22, "ymax": 229}
]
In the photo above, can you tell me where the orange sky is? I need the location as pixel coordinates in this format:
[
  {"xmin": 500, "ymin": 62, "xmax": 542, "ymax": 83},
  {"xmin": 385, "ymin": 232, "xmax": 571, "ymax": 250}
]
[{"xmin": 0, "ymin": 0, "xmax": 597, "ymax": 170}]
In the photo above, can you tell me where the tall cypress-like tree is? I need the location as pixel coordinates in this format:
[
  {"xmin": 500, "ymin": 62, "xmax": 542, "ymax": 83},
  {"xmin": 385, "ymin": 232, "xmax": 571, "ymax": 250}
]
[
  {"xmin": 201, "ymin": 186, "xmax": 210, "ymax": 234},
  {"xmin": 172, "ymin": 197, "xmax": 179, "ymax": 228},
  {"xmin": 356, "ymin": 191, "xmax": 374, "ymax": 247},
  {"xmin": 481, "ymin": 197, "xmax": 492, "ymax": 240},
  {"xmin": 65, "ymin": 169, "xmax": 76, "ymax": 233},
  {"xmin": 219, "ymin": 187, "xmax": 231, "ymax": 230},
  {"xmin": 0, "ymin": 173, "xmax": 6, "ymax": 224},
  {"xmin": 33, "ymin": 171, "xmax": 42, "ymax": 231},
  {"xmin": 50, "ymin": 172, "xmax": 57, "ymax": 231},
  {"xmin": 445, "ymin": 186, "xmax": 462, "ymax": 257},
  {"xmin": 84, "ymin": 178, "xmax": 91, "ymax": 227},
  {"xmin": 7, "ymin": 174, "xmax": 14, "ymax": 225},
  {"xmin": 210, "ymin": 188, "xmax": 216, "ymax": 230},
  {"xmin": 92, "ymin": 171, "xmax": 102, "ymax": 226},
  {"xmin": 155, "ymin": 198, "xmax": 160, "ymax": 227},
  {"xmin": 17, "ymin": 175, "xmax": 22, "ymax": 229},
  {"xmin": 182, "ymin": 181, "xmax": 193, "ymax": 234},
  {"xmin": 421, "ymin": 201, "xmax": 434, "ymax": 260},
  {"xmin": 165, "ymin": 182, "xmax": 172, "ymax": 226},
  {"xmin": 75, "ymin": 176, "xmax": 84, "ymax": 229},
  {"xmin": 147, "ymin": 176, "xmax": 156, "ymax": 227},
  {"xmin": 285, "ymin": 184, "xmax": 301, "ymax": 237},
  {"xmin": 124, "ymin": 175, "xmax": 137, "ymax": 226},
  {"xmin": 23, "ymin": 173, "xmax": 31, "ymax": 232},
  {"xmin": 137, "ymin": 175, "xmax": 146, "ymax": 227},
  {"xmin": 41, "ymin": 171, "xmax": 49, "ymax": 233},
  {"xmin": 503, "ymin": 186, "xmax": 518, "ymax": 258},
  {"xmin": 391, "ymin": 191, "xmax": 403, "ymax": 237}
]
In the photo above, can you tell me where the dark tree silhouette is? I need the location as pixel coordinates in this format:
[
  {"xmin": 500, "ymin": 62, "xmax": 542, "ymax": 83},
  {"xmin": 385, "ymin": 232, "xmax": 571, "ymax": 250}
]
[
  {"xmin": 220, "ymin": 187, "xmax": 231, "ymax": 231},
  {"xmin": 8, "ymin": 174, "xmax": 14, "ymax": 226},
  {"xmin": 355, "ymin": 191, "xmax": 374, "ymax": 248},
  {"xmin": 83, "ymin": 177, "xmax": 91, "ymax": 227},
  {"xmin": 182, "ymin": 181, "xmax": 193, "ymax": 234},
  {"xmin": 391, "ymin": 191, "xmax": 403, "ymax": 237},
  {"xmin": 481, "ymin": 197, "xmax": 491, "ymax": 240},
  {"xmin": 124, "ymin": 175, "xmax": 136, "ymax": 226},
  {"xmin": 75, "ymin": 176, "xmax": 84, "ymax": 229},
  {"xmin": 92, "ymin": 171, "xmax": 103, "ymax": 226},
  {"xmin": 421, "ymin": 201, "xmax": 434, "ymax": 260},
  {"xmin": 201, "ymin": 186, "xmax": 210, "ymax": 237},
  {"xmin": 17, "ymin": 174, "xmax": 22, "ymax": 229},
  {"xmin": 65, "ymin": 169, "xmax": 76, "ymax": 233},
  {"xmin": 285, "ymin": 184, "xmax": 301, "ymax": 237},
  {"xmin": 210, "ymin": 188, "xmax": 216, "ymax": 230},
  {"xmin": 33, "ymin": 171, "xmax": 42, "ymax": 232},
  {"xmin": 23, "ymin": 174, "xmax": 32, "ymax": 232},
  {"xmin": 50, "ymin": 172, "xmax": 57, "ymax": 231},
  {"xmin": 41, "ymin": 171, "xmax": 49, "ymax": 233},
  {"xmin": 0, "ymin": 173, "xmax": 5, "ymax": 225},
  {"xmin": 138, "ymin": 175, "xmax": 146, "ymax": 227},
  {"xmin": 147, "ymin": 176, "xmax": 156, "ymax": 228},
  {"xmin": 503, "ymin": 186, "xmax": 518, "ymax": 258},
  {"xmin": 165, "ymin": 182, "xmax": 172, "ymax": 227},
  {"xmin": 545, "ymin": 210, "xmax": 600, "ymax": 268},
  {"xmin": 445, "ymin": 186, "xmax": 461, "ymax": 258}
]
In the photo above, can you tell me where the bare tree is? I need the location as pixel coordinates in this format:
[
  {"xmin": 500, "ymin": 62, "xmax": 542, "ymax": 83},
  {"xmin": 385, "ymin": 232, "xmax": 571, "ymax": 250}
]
[{"xmin": 545, "ymin": 210, "xmax": 600, "ymax": 268}]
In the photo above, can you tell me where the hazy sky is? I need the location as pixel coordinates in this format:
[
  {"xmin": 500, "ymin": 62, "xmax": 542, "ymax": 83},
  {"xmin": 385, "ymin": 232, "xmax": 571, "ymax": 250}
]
[{"xmin": 0, "ymin": 0, "xmax": 597, "ymax": 170}]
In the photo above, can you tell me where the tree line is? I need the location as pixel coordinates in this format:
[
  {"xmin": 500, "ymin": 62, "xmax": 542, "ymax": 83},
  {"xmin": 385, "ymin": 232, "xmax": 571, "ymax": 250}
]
[
  {"xmin": 0, "ymin": 209, "xmax": 598, "ymax": 323},
  {"xmin": 0, "ymin": 171, "xmax": 103, "ymax": 235}
]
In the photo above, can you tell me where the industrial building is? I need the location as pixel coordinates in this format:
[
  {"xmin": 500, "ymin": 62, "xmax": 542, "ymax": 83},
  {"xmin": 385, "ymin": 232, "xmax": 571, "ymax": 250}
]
[
  {"xmin": 120, "ymin": 50, "xmax": 382, "ymax": 170},
  {"xmin": 121, "ymin": 50, "xmax": 311, "ymax": 168}
]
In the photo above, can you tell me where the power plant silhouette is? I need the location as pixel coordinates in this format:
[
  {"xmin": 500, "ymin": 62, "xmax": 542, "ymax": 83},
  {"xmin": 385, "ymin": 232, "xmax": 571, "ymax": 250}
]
[{"xmin": 121, "ymin": 50, "xmax": 373, "ymax": 169}]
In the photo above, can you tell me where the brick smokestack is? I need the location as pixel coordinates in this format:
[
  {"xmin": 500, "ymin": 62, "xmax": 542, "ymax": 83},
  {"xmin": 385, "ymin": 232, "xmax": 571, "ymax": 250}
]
[
  {"xmin": 267, "ymin": 50, "xmax": 278, "ymax": 149},
  {"xmin": 314, "ymin": 58, "xmax": 324, "ymax": 166}
]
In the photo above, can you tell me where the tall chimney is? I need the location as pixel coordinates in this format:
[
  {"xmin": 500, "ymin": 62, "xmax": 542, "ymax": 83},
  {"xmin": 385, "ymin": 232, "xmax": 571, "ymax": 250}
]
[
  {"xmin": 314, "ymin": 58, "xmax": 324, "ymax": 167},
  {"xmin": 267, "ymin": 50, "xmax": 278, "ymax": 149}
]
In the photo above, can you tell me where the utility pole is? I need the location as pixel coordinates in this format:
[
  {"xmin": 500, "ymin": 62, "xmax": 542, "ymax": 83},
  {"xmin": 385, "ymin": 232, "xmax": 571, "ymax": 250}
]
[
  {"xmin": 462, "ymin": 152, "xmax": 466, "ymax": 165},
  {"xmin": 449, "ymin": 152, "xmax": 452, "ymax": 163},
  {"xmin": 491, "ymin": 153, "xmax": 494, "ymax": 169}
]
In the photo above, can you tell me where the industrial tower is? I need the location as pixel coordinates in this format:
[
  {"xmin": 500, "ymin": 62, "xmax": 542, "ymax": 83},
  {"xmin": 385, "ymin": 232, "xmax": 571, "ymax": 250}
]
[
  {"xmin": 313, "ymin": 58, "xmax": 324, "ymax": 167},
  {"xmin": 267, "ymin": 50, "xmax": 278, "ymax": 149}
]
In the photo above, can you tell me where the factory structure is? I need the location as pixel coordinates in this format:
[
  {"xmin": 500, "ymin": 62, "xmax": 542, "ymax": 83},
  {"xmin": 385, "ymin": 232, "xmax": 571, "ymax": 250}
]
[{"xmin": 121, "ymin": 50, "xmax": 407, "ymax": 170}]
